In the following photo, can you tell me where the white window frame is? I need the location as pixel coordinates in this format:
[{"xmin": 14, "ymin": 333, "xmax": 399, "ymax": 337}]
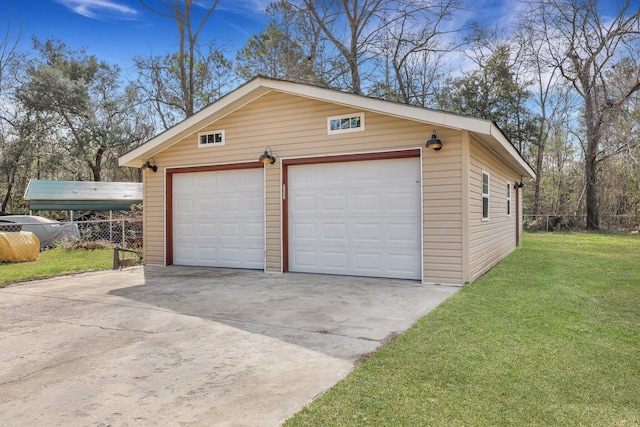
[
  {"xmin": 506, "ymin": 182, "xmax": 512, "ymax": 217},
  {"xmin": 327, "ymin": 112, "xmax": 365, "ymax": 135},
  {"xmin": 482, "ymin": 170, "xmax": 490, "ymax": 221},
  {"xmin": 198, "ymin": 130, "xmax": 225, "ymax": 148}
]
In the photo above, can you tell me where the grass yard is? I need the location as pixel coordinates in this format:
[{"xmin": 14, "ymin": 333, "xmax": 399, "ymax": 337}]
[
  {"xmin": 0, "ymin": 247, "xmax": 113, "ymax": 287},
  {"xmin": 285, "ymin": 232, "xmax": 640, "ymax": 426}
]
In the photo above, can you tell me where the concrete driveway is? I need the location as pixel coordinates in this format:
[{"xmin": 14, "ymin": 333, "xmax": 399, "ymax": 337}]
[{"xmin": 0, "ymin": 266, "xmax": 458, "ymax": 426}]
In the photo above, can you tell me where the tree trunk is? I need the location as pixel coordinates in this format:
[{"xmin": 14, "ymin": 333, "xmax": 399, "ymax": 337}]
[
  {"xmin": 1, "ymin": 180, "xmax": 12, "ymax": 212},
  {"xmin": 585, "ymin": 142, "xmax": 599, "ymax": 229},
  {"xmin": 350, "ymin": 58, "xmax": 361, "ymax": 95},
  {"xmin": 533, "ymin": 145, "xmax": 544, "ymax": 214},
  {"xmin": 348, "ymin": 16, "xmax": 362, "ymax": 95},
  {"xmin": 584, "ymin": 93, "xmax": 599, "ymax": 230},
  {"xmin": 89, "ymin": 146, "xmax": 105, "ymax": 182}
]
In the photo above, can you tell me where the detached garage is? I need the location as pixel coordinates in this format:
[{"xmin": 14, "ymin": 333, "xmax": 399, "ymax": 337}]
[{"xmin": 119, "ymin": 76, "xmax": 535, "ymax": 286}]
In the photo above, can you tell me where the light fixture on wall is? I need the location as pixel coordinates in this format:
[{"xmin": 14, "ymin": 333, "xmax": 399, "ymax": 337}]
[
  {"xmin": 259, "ymin": 147, "xmax": 276, "ymax": 164},
  {"xmin": 141, "ymin": 159, "xmax": 157, "ymax": 172},
  {"xmin": 426, "ymin": 131, "xmax": 443, "ymax": 151},
  {"xmin": 517, "ymin": 181, "xmax": 526, "ymax": 188}
]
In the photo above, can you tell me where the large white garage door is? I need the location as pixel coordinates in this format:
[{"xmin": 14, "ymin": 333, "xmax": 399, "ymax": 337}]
[
  {"xmin": 288, "ymin": 157, "xmax": 422, "ymax": 280},
  {"xmin": 173, "ymin": 168, "xmax": 264, "ymax": 269}
]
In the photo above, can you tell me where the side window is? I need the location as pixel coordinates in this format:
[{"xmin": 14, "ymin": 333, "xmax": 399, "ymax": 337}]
[
  {"xmin": 482, "ymin": 171, "xmax": 490, "ymax": 220},
  {"xmin": 507, "ymin": 182, "xmax": 512, "ymax": 217}
]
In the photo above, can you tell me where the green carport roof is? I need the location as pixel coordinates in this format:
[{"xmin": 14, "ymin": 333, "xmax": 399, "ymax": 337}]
[{"xmin": 24, "ymin": 180, "xmax": 143, "ymax": 211}]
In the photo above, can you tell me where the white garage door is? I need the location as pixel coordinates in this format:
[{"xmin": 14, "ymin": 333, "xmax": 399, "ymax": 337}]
[
  {"xmin": 173, "ymin": 168, "xmax": 264, "ymax": 269},
  {"xmin": 288, "ymin": 157, "xmax": 422, "ymax": 280}
]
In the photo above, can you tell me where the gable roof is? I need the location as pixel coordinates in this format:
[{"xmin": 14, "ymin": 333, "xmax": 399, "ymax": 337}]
[
  {"xmin": 119, "ymin": 76, "xmax": 535, "ymax": 179},
  {"xmin": 24, "ymin": 180, "xmax": 143, "ymax": 211}
]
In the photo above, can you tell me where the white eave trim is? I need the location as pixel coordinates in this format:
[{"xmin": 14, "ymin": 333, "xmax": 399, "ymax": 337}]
[{"xmin": 119, "ymin": 76, "xmax": 535, "ymax": 179}]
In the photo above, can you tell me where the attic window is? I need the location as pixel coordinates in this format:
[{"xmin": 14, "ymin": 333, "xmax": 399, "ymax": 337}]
[
  {"xmin": 198, "ymin": 130, "xmax": 225, "ymax": 147},
  {"xmin": 328, "ymin": 112, "xmax": 364, "ymax": 135}
]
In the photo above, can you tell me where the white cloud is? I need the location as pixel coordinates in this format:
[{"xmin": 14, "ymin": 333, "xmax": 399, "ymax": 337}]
[
  {"xmin": 216, "ymin": 0, "xmax": 270, "ymax": 16},
  {"xmin": 57, "ymin": 0, "xmax": 139, "ymax": 20}
]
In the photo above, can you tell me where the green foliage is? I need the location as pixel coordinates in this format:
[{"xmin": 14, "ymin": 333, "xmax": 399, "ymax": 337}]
[
  {"xmin": 236, "ymin": 0, "xmax": 330, "ymax": 86},
  {"xmin": 0, "ymin": 247, "xmax": 113, "ymax": 287},
  {"xmin": 284, "ymin": 233, "xmax": 640, "ymax": 426},
  {"xmin": 437, "ymin": 44, "xmax": 540, "ymax": 154},
  {"xmin": 13, "ymin": 38, "xmax": 150, "ymax": 184},
  {"xmin": 236, "ymin": 23, "xmax": 310, "ymax": 81}
]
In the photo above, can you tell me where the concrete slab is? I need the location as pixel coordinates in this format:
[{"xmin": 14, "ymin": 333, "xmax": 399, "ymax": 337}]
[{"xmin": 0, "ymin": 266, "xmax": 458, "ymax": 426}]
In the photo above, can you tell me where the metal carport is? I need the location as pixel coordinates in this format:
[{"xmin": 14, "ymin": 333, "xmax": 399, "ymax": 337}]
[{"xmin": 24, "ymin": 180, "xmax": 142, "ymax": 213}]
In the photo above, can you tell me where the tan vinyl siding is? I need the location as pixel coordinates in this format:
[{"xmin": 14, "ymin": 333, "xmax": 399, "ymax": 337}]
[
  {"xmin": 265, "ymin": 164, "xmax": 281, "ymax": 271},
  {"xmin": 142, "ymin": 171, "xmax": 165, "ymax": 265},
  {"xmin": 468, "ymin": 137, "xmax": 520, "ymax": 281},
  {"xmin": 423, "ymin": 130, "xmax": 463, "ymax": 285}
]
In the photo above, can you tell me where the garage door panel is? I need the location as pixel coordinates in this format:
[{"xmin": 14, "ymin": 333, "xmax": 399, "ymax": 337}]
[
  {"xmin": 353, "ymin": 252, "xmax": 381, "ymax": 270},
  {"xmin": 389, "ymin": 192, "xmax": 419, "ymax": 210},
  {"xmin": 244, "ymin": 195, "xmax": 264, "ymax": 212},
  {"xmin": 389, "ymin": 253, "xmax": 422, "ymax": 275},
  {"xmin": 324, "ymin": 252, "xmax": 348, "ymax": 268},
  {"xmin": 353, "ymin": 223, "xmax": 379, "ymax": 241},
  {"xmin": 198, "ymin": 224, "xmax": 215, "ymax": 237},
  {"xmin": 288, "ymin": 157, "xmax": 421, "ymax": 280},
  {"xmin": 292, "ymin": 195, "xmax": 316, "ymax": 212},
  {"xmin": 324, "ymin": 224, "xmax": 347, "ymax": 240},
  {"xmin": 292, "ymin": 250, "xmax": 317, "ymax": 268},
  {"xmin": 354, "ymin": 194, "xmax": 380, "ymax": 211},
  {"xmin": 388, "ymin": 223, "xmax": 418, "ymax": 243},
  {"xmin": 173, "ymin": 168, "xmax": 264, "ymax": 269},
  {"xmin": 245, "ymin": 222, "xmax": 264, "ymax": 238}
]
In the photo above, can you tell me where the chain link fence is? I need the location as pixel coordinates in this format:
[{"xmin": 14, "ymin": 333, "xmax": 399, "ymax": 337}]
[
  {"xmin": 0, "ymin": 218, "xmax": 143, "ymax": 250},
  {"xmin": 524, "ymin": 214, "xmax": 640, "ymax": 232},
  {"xmin": 76, "ymin": 219, "xmax": 143, "ymax": 249}
]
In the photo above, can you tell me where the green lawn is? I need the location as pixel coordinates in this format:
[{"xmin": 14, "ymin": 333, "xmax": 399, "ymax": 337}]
[
  {"xmin": 0, "ymin": 247, "xmax": 113, "ymax": 287},
  {"xmin": 285, "ymin": 232, "xmax": 640, "ymax": 426}
]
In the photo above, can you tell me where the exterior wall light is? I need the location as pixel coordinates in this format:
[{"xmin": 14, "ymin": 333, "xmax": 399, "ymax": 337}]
[
  {"xmin": 426, "ymin": 131, "xmax": 443, "ymax": 151},
  {"xmin": 259, "ymin": 147, "xmax": 276, "ymax": 164},
  {"xmin": 517, "ymin": 181, "xmax": 526, "ymax": 188},
  {"xmin": 141, "ymin": 159, "xmax": 158, "ymax": 172}
]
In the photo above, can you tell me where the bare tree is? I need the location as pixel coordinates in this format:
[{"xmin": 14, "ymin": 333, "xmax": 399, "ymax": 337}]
[
  {"xmin": 535, "ymin": 0, "xmax": 640, "ymax": 229},
  {"xmin": 139, "ymin": 0, "xmax": 223, "ymax": 117},
  {"xmin": 131, "ymin": 43, "xmax": 235, "ymax": 131},
  {"xmin": 0, "ymin": 15, "xmax": 28, "ymax": 212},
  {"xmin": 298, "ymin": 0, "xmax": 387, "ymax": 94},
  {"xmin": 517, "ymin": 16, "xmax": 575, "ymax": 214},
  {"xmin": 381, "ymin": 0, "xmax": 460, "ymax": 105}
]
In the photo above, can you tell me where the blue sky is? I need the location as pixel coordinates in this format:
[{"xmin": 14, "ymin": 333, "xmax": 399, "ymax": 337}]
[
  {"xmin": 2, "ymin": 0, "xmax": 270, "ymax": 73},
  {"xmin": 3, "ymin": 0, "xmax": 598, "ymax": 76}
]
